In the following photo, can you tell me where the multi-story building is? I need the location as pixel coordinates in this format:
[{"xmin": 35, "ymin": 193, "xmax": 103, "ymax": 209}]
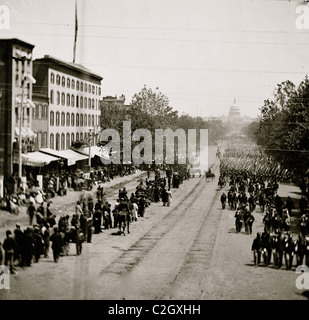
[
  {"xmin": 33, "ymin": 55, "xmax": 103, "ymax": 153},
  {"xmin": 0, "ymin": 38, "xmax": 36, "ymax": 184},
  {"xmin": 32, "ymin": 91, "xmax": 48, "ymax": 150}
]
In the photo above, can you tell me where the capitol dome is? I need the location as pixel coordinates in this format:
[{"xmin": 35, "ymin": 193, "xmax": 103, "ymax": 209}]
[{"xmin": 228, "ymin": 99, "xmax": 241, "ymax": 118}]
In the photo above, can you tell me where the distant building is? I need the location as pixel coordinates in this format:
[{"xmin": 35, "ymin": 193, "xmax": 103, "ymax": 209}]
[
  {"xmin": 101, "ymin": 94, "xmax": 131, "ymax": 113},
  {"xmin": 0, "ymin": 38, "xmax": 35, "ymax": 181},
  {"xmin": 215, "ymin": 99, "xmax": 256, "ymax": 124}
]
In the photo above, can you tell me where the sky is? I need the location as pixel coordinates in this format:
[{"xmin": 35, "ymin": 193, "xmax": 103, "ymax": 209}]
[{"xmin": 1, "ymin": 0, "xmax": 309, "ymax": 118}]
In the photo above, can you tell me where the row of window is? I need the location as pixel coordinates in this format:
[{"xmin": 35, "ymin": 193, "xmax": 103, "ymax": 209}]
[
  {"xmin": 36, "ymin": 131, "xmax": 48, "ymax": 149},
  {"xmin": 50, "ymin": 90, "xmax": 99, "ymax": 109},
  {"xmin": 33, "ymin": 104, "xmax": 48, "ymax": 120},
  {"xmin": 50, "ymin": 111, "xmax": 100, "ymax": 127},
  {"xmin": 50, "ymin": 73, "xmax": 101, "ymax": 96},
  {"xmin": 50, "ymin": 132, "xmax": 96, "ymax": 151}
]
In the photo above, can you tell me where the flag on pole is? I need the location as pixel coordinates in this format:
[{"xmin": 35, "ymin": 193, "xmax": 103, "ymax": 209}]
[{"xmin": 73, "ymin": 0, "xmax": 78, "ymax": 63}]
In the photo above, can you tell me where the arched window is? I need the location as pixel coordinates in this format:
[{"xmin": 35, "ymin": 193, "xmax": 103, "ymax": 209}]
[
  {"xmin": 66, "ymin": 133, "xmax": 70, "ymax": 148},
  {"xmin": 50, "ymin": 134, "xmax": 54, "ymax": 149},
  {"xmin": 37, "ymin": 132, "xmax": 42, "ymax": 149},
  {"xmin": 88, "ymin": 98, "xmax": 91, "ymax": 109},
  {"xmin": 76, "ymin": 132, "xmax": 79, "ymax": 141},
  {"xmin": 85, "ymin": 83, "xmax": 87, "ymax": 93},
  {"xmin": 62, "ymin": 76, "xmax": 65, "ymax": 87},
  {"xmin": 42, "ymin": 132, "xmax": 47, "ymax": 148},
  {"xmin": 92, "ymin": 85, "xmax": 95, "ymax": 94},
  {"xmin": 50, "ymin": 90, "xmax": 54, "ymax": 104},
  {"xmin": 80, "ymin": 113, "xmax": 83, "ymax": 126},
  {"xmin": 71, "ymin": 133, "xmax": 74, "ymax": 144},
  {"xmin": 43, "ymin": 106, "xmax": 48, "ymax": 120},
  {"xmin": 80, "ymin": 132, "xmax": 83, "ymax": 140},
  {"xmin": 76, "ymin": 81, "xmax": 79, "ymax": 90},
  {"xmin": 71, "ymin": 113, "xmax": 75, "ymax": 126},
  {"xmin": 98, "ymin": 87, "xmax": 101, "ymax": 96},
  {"xmin": 56, "ymin": 133, "xmax": 60, "ymax": 150},
  {"xmin": 76, "ymin": 95, "xmax": 79, "ymax": 108},
  {"xmin": 71, "ymin": 94, "xmax": 74, "ymax": 107},
  {"xmin": 67, "ymin": 94, "xmax": 70, "ymax": 106},
  {"xmin": 51, "ymin": 73, "xmax": 55, "ymax": 84},
  {"xmin": 56, "ymin": 111, "xmax": 60, "ymax": 126},
  {"xmin": 92, "ymin": 115, "xmax": 94, "ymax": 127},
  {"xmin": 84, "ymin": 114, "xmax": 87, "ymax": 126},
  {"xmin": 61, "ymin": 92, "xmax": 65, "ymax": 106},
  {"xmin": 72, "ymin": 79, "xmax": 75, "ymax": 89},
  {"xmin": 76, "ymin": 113, "xmax": 79, "ymax": 127},
  {"xmin": 56, "ymin": 75, "xmax": 60, "ymax": 85},
  {"xmin": 88, "ymin": 115, "xmax": 91, "ymax": 127},
  {"xmin": 92, "ymin": 99, "xmax": 94, "ymax": 109},
  {"xmin": 50, "ymin": 111, "xmax": 54, "ymax": 126},
  {"xmin": 88, "ymin": 84, "xmax": 91, "ymax": 92},
  {"xmin": 84, "ymin": 97, "xmax": 87, "ymax": 108},
  {"xmin": 61, "ymin": 112, "xmax": 65, "ymax": 126},
  {"xmin": 67, "ymin": 78, "xmax": 70, "ymax": 88},
  {"xmin": 80, "ymin": 96, "xmax": 83, "ymax": 108},
  {"xmin": 61, "ymin": 133, "xmax": 65, "ymax": 150},
  {"xmin": 98, "ymin": 115, "xmax": 100, "ymax": 126},
  {"xmin": 57, "ymin": 91, "xmax": 60, "ymax": 105},
  {"xmin": 66, "ymin": 112, "xmax": 70, "ymax": 126},
  {"xmin": 81, "ymin": 82, "xmax": 83, "ymax": 92}
]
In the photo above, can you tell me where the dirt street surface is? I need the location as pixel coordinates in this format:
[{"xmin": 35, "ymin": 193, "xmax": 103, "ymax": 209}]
[{"xmin": 0, "ymin": 145, "xmax": 308, "ymax": 300}]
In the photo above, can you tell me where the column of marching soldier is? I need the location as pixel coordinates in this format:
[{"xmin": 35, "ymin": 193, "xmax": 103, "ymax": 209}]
[
  {"xmin": 219, "ymin": 168, "xmax": 309, "ymax": 270},
  {"xmin": 0, "ymin": 173, "xmax": 177, "ymax": 275}
]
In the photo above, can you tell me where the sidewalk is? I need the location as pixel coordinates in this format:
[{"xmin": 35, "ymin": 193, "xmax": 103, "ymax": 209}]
[{"xmin": 0, "ymin": 169, "xmax": 147, "ymax": 239}]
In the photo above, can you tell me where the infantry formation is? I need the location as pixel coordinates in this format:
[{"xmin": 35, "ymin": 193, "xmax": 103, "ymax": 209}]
[{"xmin": 218, "ymin": 143, "xmax": 309, "ymax": 270}]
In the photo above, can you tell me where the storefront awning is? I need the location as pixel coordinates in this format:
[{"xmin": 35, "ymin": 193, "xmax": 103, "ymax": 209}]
[
  {"xmin": 13, "ymin": 151, "xmax": 60, "ymax": 167},
  {"xmin": 39, "ymin": 148, "xmax": 88, "ymax": 166},
  {"xmin": 75, "ymin": 146, "xmax": 110, "ymax": 161},
  {"xmin": 15, "ymin": 127, "xmax": 36, "ymax": 139}
]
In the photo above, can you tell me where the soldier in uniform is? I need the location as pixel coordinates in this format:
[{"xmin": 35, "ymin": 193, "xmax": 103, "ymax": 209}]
[
  {"xmin": 251, "ymin": 233, "xmax": 262, "ymax": 265},
  {"xmin": 50, "ymin": 227, "xmax": 63, "ymax": 262},
  {"xmin": 220, "ymin": 193, "xmax": 227, "ymax": 209}
]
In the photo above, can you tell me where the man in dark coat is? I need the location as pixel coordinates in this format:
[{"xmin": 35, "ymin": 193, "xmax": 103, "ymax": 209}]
[
  {"xmin": 220, "ymin": 193, "xmax": 227, "ymax": 209},
  {"xmin": 13, "ymin": 224, "xmax": 24, "ymax": 266},
  {"xmin": 33, "ymin": 228, "xmax": 44, "ymax": 263},
  {"xmin": 2, "ymin": 230, "xmax": 17, "ymax": 274},
  {"xmin": 50, "ymin": 227, "xmax": 63, "ymax": 262},
  {"xmin": 251, "ymin": 233, "xmax": 262, "ymax": 265},
  {"xmin": 93, "ymin": 207, "xmax": 102, "ymax": 234},
  {"xmin": 23, "ymin": 227, "xmax": 34, "ymax": 267}
]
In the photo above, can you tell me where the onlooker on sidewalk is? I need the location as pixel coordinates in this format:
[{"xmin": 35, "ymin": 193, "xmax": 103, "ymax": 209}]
[
  {"xmin": 2, "ymin": 230, "xmax": 18, "ymax": 274},
  {"xmin": 27, "ymin": 202, "xmax": 36, "ymax": 226}
]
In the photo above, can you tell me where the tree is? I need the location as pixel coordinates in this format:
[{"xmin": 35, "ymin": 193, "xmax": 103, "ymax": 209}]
[{"xmin": 252, "ymin": 77, "xmax": 309, "ymax": 175}]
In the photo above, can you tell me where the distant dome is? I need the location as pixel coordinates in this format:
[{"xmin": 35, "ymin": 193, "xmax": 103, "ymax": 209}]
[{"xmin": 228, "ymin": 99, "xmax": 241, "ymax": 118}]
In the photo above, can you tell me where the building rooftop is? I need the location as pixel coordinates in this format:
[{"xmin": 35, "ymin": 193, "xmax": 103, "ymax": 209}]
[
  {"xmin": 34, "ymin": 55, "xmax": 103, "ymax": 81},
  {"xmin": 0, "ymin": 38, "xmax": 35, "ymax": 49}
]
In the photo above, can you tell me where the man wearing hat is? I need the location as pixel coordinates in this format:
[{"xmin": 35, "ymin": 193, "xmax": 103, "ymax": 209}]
[
  {"xmin": 50, "ymin": 227, "xmax": 63, "ymax": 262},
  {"xmin": 2, "ymin": 230, "xmax": 18, "ymax": 274},
  {"xmin": 13, "ymin": 224, "xmax": 24, "ymax": 266}
]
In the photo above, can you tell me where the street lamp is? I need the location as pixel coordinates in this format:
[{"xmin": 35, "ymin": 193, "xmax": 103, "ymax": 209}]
[{"xmin": 17, "ymin": 72, "xmax": 36, "ymax": 179}]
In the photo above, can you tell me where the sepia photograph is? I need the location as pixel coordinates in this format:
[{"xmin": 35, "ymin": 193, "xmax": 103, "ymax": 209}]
[{"xmin": 0, "ymin": 0, "xmax": 309, "ymax": 308}]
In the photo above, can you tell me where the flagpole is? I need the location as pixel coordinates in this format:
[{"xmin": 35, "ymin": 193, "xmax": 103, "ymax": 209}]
[{"xmin": 73, "ymin": 0, "xmax": 78, "ymax": 63}]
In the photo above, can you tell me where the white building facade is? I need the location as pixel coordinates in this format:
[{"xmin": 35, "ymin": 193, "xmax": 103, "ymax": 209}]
[{"xmin": 33, "ymin": 55, "xmax": 102, "ymax": 151}]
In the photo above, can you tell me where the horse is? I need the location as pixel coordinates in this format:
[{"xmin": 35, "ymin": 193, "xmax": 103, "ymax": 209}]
[{"xmin": 205, "ymin": 171, "xmax": 215, "ymax": 182}]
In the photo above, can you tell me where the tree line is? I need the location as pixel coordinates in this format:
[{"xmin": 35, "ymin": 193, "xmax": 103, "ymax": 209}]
[
  {"xmin": 97, "ymin": 85, "xmax": 227, "ymax": 162},
  {"xmin": 245, "ymin": 76, "xmax": 309, "ymax": 177}
]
